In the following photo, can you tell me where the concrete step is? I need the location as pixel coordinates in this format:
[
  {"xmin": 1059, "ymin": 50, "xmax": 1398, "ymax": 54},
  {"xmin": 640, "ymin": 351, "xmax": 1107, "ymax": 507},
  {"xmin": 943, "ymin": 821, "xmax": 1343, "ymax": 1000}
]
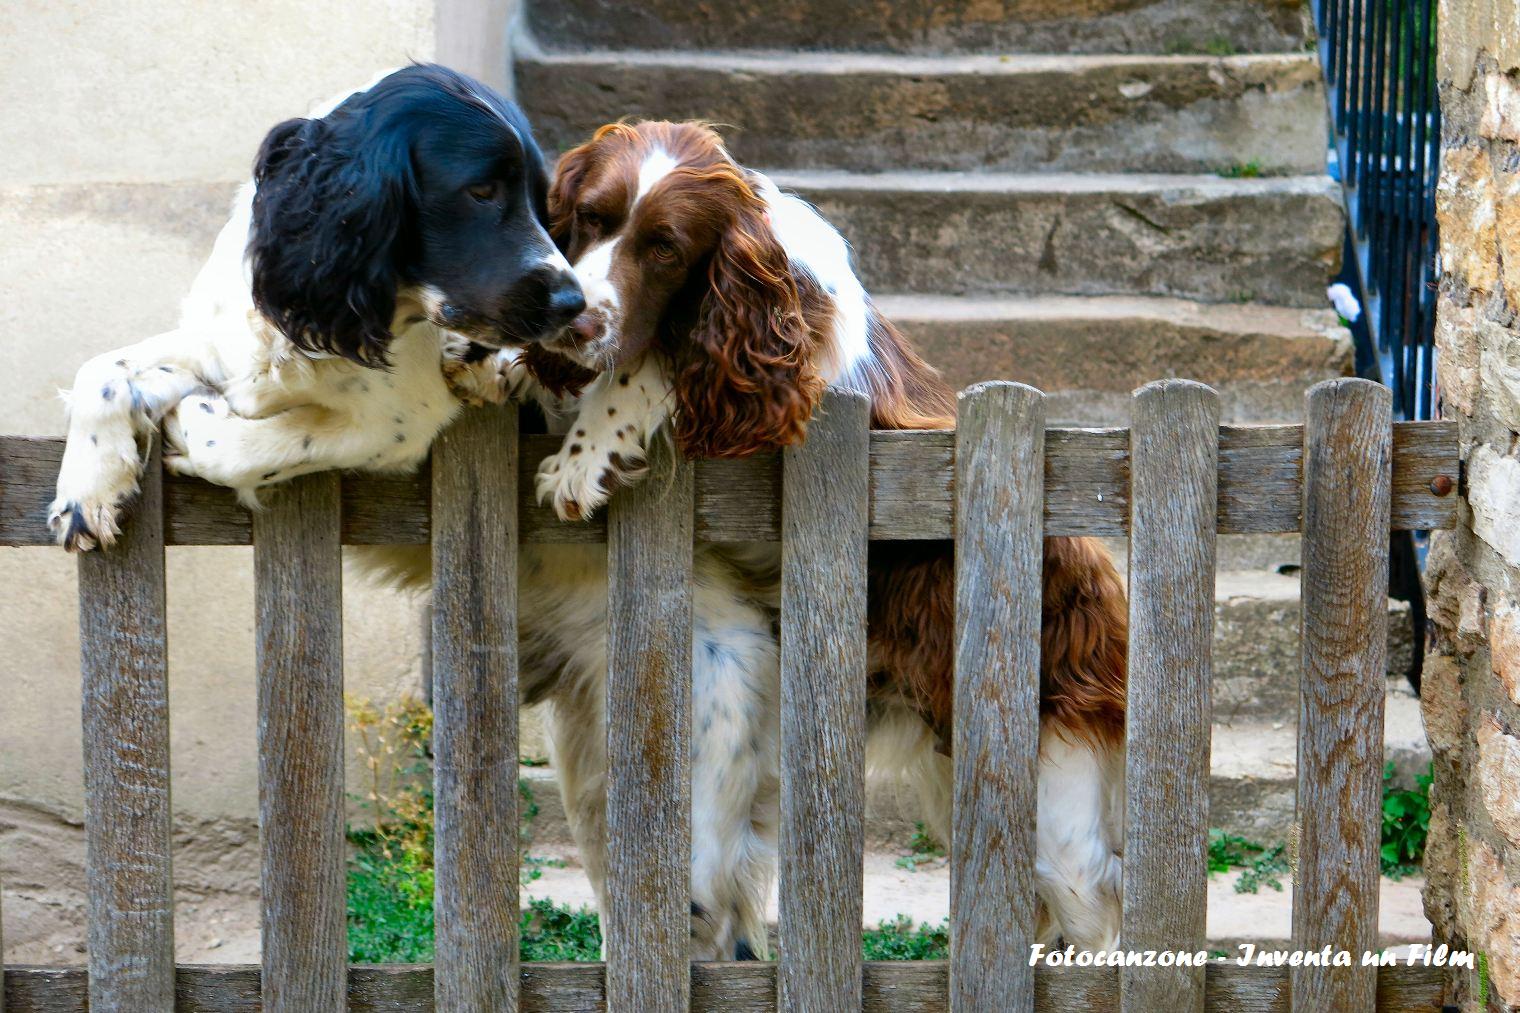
[
  {"xmin": 519, "ymin": 50, "xmax": 1327, "ymax": 176},
  {"xmin": 764, "ymin": 170, "xmax": 1343, "ymax": 305},
  {"xmin": 876, "ymin": 294, "xmax": 1350, "ymax": 424},
  {"xmin": 524, "ymin": 0, "xmax": 1313, "ymax": 57}
]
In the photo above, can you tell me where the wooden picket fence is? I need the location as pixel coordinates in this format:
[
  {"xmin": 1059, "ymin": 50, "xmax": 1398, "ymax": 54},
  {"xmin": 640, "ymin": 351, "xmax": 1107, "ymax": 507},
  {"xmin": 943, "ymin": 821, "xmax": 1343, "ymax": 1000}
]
[{"xmin": 0, "ymin": 377, "xmax": 1459, "ymax": 1012}]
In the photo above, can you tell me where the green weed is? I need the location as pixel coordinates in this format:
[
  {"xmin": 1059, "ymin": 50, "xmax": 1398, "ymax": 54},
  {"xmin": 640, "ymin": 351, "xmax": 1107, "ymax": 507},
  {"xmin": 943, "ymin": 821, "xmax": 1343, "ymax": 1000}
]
[
  {"xmin": 893, "ymin": 822, "xmax": 945, "ymax": 873},
  {"xmin": 1219, "ymin": 161, "xmax": 1263, "ymax": 179},
  {"xmin": 1207, "ymin": 829, "xmax": 1289, "ymax": 893},
  {"xmin": 1382, "ymin": 762, "xmax": 1432, "ymax": 879},
  {"xmin": 862, "ymin": 916, "xmax": 950, "ymax": 960}
]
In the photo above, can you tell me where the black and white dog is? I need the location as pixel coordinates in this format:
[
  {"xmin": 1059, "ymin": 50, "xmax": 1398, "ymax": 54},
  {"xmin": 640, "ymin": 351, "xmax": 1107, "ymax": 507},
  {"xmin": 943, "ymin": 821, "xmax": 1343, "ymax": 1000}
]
[
  {"xmin": 47, "ymin": 66, "xmax": 786, "ymax": 960},
  {"xmin": 50, "ymin": 64, "xmax": 585, "ymax": 549}
]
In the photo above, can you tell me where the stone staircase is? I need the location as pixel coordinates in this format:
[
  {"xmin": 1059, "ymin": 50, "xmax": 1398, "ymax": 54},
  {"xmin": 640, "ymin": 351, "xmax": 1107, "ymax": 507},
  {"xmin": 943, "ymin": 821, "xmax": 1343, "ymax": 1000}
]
[{"xmin": 511, "ymin": 0, "xmax": 1428, "ymax": 850}]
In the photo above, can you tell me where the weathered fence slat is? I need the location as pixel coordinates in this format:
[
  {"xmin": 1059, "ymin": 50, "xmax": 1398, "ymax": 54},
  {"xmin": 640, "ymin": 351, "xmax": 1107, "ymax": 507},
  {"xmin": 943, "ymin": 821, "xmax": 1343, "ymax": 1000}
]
[
  {"xmin": 252, "ymin": 473, "xmax": 346, "ymax": 1011},
  {"xmin": 0, "ymin": 422, "xmax": 1459, "ymax": 548},
  {"xmin": 779, "ymin": 389, "xmax": 870, "ymax": 1011},
  {"xmin": 950, "ymin": 382, "xmax": 1044, "ymax": 1012},
  {"xmin": 431, "ymin": 406, "xmax": 521, "ymax": 1010},
  {"xmin": 605, "ymin": 442, "xmax": 694, "ymax": 1012},
  {"xmin": 1121, "ymin": 380, "xmax": 1220, "ymax": 1013},
  {"xmin": 1, "ymin": 960, "xmax": 1454, "ymax": 1011},
  {"xmin": 1292, "ymin": 378, "xmax": 1392, "ymax": 1013},
  {"xmin": 78, "ymin": 443, "xmax": 175, "ymax": 1010}
]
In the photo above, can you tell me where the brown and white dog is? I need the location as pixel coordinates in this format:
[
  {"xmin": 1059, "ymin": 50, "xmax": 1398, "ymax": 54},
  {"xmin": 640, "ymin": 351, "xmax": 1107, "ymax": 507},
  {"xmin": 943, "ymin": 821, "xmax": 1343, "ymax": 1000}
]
[{"xmin": 527, "ymin": 121, "xmax": 1128, "ymax": 955}]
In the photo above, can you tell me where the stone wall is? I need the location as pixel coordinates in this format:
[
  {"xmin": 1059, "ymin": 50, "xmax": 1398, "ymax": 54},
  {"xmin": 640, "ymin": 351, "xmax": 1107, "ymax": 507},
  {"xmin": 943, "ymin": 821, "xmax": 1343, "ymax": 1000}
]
[
  {"xmin": 1423, "ymin": 0, "xmax": 1520, "ymax": 1007},
  {"xmin": 0, "ymin": 0, "xmax": 520, "ymax": 962}
]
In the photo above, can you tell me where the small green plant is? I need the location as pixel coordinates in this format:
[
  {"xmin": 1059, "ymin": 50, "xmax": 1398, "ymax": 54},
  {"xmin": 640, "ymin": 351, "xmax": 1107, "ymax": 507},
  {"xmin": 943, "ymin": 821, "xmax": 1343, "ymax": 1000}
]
[
  {"xmin": 520, "ymin": 899, "xmax": 603, "ymax": 961},
  {"xmin": 1219, "ymin": 161, "xmax": 1263, "ymax": 179},
  {"xmin": 1206, "ymin": 829, "xmax": 1289, "ymax": 893},
  {"xmin": 862, "ymin": 916, "xmax": 950, "ymax": 960},
  {"xmin": 1236, "ymin": 844, "xmax": 1291, "ymax": 894},
  {"xmin": 520, "ymin": 754, "xmax": 551, "ymax": 768},
  {"xmin": 1381, "ymin": 762, "xmax": 1433, "ymax": 879},
  {"xmin": 1207, "ymin": 829, "xmax": 1259, "ymax": 872},
  {"xmin": 345, "ymin": 696, "xmax": 563, "ymax": 961},
  {"xmin": 893, "ymin": 822, "xmax": 945, "ymax": 872},
  {"xmin": 1163, "ymin": 36, "xmax": 1237, "ymax": 56}
]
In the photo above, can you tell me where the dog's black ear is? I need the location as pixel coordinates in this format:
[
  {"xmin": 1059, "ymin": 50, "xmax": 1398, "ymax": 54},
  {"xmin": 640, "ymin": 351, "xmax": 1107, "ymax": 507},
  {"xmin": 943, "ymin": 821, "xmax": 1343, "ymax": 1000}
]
[{"xmin": 248, "ymin": 113, "xmax": 413, "ymax": 365}]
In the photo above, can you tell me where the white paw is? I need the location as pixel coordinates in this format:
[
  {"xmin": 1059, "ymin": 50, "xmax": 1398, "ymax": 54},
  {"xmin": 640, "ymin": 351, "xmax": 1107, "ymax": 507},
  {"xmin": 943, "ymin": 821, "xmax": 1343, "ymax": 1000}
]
[
  {"xmin": 162, "ymin": 392, "xmax": 229, "ymax": 474},
  {"xmin": 535, "ymin": 437, "xmax": 647, "ymax": 522},
  {"xmin": 48, "ymin": 430, "xmax": 144, "ymax": 552},
  {"xmin": 161, "ymin": 392, "xmax": 274, "ymax": 493},
  {"xmin": 443, "ymin": 347, "xmax": 531, "ymax": 406}
]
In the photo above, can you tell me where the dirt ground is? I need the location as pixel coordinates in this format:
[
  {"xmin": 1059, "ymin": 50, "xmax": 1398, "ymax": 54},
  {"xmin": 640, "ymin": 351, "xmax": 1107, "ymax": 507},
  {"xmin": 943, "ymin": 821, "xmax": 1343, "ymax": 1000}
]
[{"xmin": 4, "ymin": 839, "xmax": 1431, "ymax": 966}]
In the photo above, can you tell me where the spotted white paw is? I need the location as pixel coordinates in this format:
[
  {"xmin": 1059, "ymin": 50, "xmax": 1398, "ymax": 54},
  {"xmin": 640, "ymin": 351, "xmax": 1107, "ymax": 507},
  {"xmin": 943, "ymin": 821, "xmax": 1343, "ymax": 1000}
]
[
  {"xmin": 162, "ymin": 392, "xmax": 230, "ymax": 474},
  {"xmin": 162, "ymin": 392, "xmax": 282, "ymax": 497},
  {"xmin": 48, "ymin": 429, "xmax": 144, "ymax": 552},
  {"xmin": 535, "ymin": 438, "xmax": 648, "ymax": 522},
  {"xmin": 442, "ymin": 347, "xmax": 532, "ymax": 406}
]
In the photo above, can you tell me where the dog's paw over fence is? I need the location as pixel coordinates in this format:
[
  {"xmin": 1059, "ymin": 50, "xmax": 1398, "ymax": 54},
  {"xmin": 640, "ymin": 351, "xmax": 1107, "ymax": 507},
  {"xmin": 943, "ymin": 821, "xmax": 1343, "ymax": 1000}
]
[{"xmin": 0, "ymin": 378, "xmax": 1458, "ymax": 1012}]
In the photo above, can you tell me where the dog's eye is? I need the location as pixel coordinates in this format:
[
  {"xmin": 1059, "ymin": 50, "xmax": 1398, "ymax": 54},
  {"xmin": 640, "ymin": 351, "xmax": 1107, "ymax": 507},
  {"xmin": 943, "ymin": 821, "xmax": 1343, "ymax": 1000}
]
[
  {"xmin": 467, "ymin": 181, "xmax": 500, "ymax": 204},
  {"xmin": 648, "ymin": 239, "xmax": 678, "ymax": 262},
  {"xmin": 577, "ymin": 208, "xmax": 605, "ymax": 232}
]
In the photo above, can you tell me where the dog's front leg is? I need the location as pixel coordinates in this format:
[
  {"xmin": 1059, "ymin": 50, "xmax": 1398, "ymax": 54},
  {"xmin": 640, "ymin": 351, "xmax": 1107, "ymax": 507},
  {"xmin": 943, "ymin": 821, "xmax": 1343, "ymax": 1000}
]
[
  {"xmin": 535, "ymin": 355, "xmax": 670, "ymax": 522},
  {"xmin": 49, "ymin": 330, "xmax": 217, "ymax": 551},
  {"xmin": 161, "ymin": 397, "xmax": 357, "ymax": 504}
]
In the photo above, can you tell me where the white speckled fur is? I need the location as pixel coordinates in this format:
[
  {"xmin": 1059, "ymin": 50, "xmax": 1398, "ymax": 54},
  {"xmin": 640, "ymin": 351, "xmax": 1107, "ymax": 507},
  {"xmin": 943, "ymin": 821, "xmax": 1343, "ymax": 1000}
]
[{"xmin": 49, "ymin": 179, "xmax": 474, "ymax": 547}]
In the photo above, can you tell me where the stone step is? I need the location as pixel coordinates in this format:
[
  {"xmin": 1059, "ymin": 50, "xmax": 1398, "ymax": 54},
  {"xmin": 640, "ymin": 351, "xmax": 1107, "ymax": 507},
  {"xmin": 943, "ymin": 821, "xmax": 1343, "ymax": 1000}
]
[
  {"xmin": 519, "ymin": 685, "xmax": 1427, "ymax": 851},
  {"xmin": 763, "ymin": 170, "xmax": 1343, "ymax": 305},
  {"xmin": 875, "ymin": 294, "xmax": 1351, "ymax": 424},
  {"xmin": 1210, "ymin": 690, "xmax": 1430, "ymax": 841},
  {"xmin": 1207, "ymin": 571, "xmax": 1416, "ymax": 722},
  {"xmin": 524, "ymin": 0, "xmax": 1312, "ymax": 57},
  {"xmin": 518, "ymin": 49, "xmax": 1327, "ymax": 176}
]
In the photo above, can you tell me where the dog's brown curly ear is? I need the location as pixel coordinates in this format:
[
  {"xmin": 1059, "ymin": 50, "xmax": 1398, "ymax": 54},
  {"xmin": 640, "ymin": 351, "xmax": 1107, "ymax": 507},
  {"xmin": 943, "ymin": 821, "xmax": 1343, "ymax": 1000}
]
[
  {"xmin": 671, "ymin": 175, "xmax": 823, "ymax": 459},
  {"xmin": 1040, "ymin": 536, "xmax": 1128, "ymax": 748}
]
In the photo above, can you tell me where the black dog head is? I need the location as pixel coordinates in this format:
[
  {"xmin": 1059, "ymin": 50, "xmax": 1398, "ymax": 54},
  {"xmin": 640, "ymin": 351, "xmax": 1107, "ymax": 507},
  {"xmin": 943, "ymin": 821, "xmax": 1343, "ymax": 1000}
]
[{"xmin": 248, "ymin": 64, "xmax": 583, "ymax": 364}]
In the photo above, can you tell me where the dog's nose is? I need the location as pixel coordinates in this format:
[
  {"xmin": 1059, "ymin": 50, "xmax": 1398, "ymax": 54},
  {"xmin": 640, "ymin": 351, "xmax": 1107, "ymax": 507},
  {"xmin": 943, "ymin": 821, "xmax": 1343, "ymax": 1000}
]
[
  {"xmin": 569, "ymin": 312, "xmax": 605, "ymax": 345},
  {"xmin": 545, "ymin": 273, "xmax": 585, "ymax": 326}
]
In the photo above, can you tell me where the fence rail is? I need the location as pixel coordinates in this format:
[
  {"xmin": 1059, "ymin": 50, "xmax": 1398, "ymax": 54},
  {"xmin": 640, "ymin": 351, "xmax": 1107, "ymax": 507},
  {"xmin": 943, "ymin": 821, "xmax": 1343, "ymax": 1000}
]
[
  {"xmin": 0, "ymin": 423, "xmax": 1456, "ymax": 546},
  {"xmin": 0, "ymin": 378, "xmax": 1461, "ymax": 1012}
]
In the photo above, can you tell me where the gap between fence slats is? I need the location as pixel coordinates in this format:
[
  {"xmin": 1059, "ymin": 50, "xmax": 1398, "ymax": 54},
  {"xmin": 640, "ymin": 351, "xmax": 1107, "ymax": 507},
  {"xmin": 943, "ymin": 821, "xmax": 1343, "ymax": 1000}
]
[
  {"xmin": 1292, "ymin": 378, "xmax": 1392, "ymax": 1012},
  {"xmin": 950, "ymin": 382, "xmax": 1043, "ymax": 1012},
  {"xmin": 430, "ymin": 406, "xmax": 520, "ymax": 1011},
  {"xmin": 0, "ymin": 422, "xmax": 1459, "ymax": 547},
  {"xmin": 1121, "ymin": 380, "xmax": 1220, "ymax": 1013},
  {"xmin": 77, "ymin": 443, "xmax": 175, "ymax": 1011},
  {"xmin": 253, "ymin": 473, "xmax": 346, "ymax": 1012},
  {"xmin": 779, "ymin": 389, "xmax": 869, "ymax": 1011},
  {"xmin": 605, "ymin": 441, "xmax": 693, "ymax": 1012},
  {"xmin": 0, "ymin": 961, "xmax": 1454, "ymax": 1012}
]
